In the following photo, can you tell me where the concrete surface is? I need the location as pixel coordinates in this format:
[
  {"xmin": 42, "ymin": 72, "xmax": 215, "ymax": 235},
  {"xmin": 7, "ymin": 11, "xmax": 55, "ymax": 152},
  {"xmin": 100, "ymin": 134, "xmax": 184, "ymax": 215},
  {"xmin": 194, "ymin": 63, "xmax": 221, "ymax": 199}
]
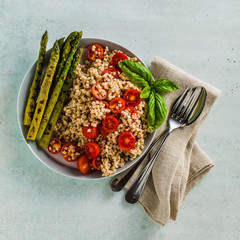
[{"xmin": 0, "ymin": 0, "xmax": 239, "ymax": 239}]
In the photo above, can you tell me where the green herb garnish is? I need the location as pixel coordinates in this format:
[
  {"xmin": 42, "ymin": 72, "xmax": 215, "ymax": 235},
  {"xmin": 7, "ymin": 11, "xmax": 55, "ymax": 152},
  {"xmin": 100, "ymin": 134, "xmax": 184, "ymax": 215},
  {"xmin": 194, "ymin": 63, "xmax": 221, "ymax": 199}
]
[
  {"xmin": 119, "ymin": 60, "xmax": 179, "ymax": 131},
  {"xmin": 153, "ymin": 79, "xmax": 179, "ymax": 94}
]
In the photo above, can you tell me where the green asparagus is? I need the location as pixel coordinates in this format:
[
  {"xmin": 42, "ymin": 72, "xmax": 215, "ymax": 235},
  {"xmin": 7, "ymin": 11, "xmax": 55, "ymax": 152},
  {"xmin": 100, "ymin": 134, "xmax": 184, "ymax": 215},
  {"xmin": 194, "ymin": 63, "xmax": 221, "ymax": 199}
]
[
  {"xmin": 58, "ymin": 37, "xmax": 65, "ymax": 50},
  {"xmin": 37, "ymin": 31, "xmax": 82, "ymax": 138},
  {"xmin": 27, "ymin": 40, "xmax": 60, "ymax": 140},
  {"xmin": 23, "ymin": 30, "xmax": 48, "ymax": 125},
  {"xmin": 36, "ymin": 37, "xmax": 65, "ymax": 104},
  {"xmin": 48, "ymin": 37, "xmax": 65, "ymax": 89},
  {"xmin": 51, "ymin": 31, "xmax": 78, "ymax": 88},
  {"xmin": 39, "ymin": 46, "xmax": 83, "ymax": 148}
]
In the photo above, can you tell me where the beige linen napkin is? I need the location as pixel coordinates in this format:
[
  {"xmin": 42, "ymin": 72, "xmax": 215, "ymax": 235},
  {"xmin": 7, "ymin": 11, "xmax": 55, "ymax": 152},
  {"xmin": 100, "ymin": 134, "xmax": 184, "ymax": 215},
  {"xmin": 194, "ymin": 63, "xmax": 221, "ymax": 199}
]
[{"xmin": 125, "ymin": 57, "xmax": 220, "ymax": 226}]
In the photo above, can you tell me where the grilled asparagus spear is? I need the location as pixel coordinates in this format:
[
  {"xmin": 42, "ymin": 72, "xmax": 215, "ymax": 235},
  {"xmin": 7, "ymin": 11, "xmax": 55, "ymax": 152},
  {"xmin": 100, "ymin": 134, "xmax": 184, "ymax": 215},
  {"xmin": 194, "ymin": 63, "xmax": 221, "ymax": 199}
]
[
  {"xmin": 51, "ymin": 31, "xmax": 78, "ymax": 87},
  {"xmin": 39, "ymin": 46, "xmax": 83, "ymax": 147},
  {"xmin": 58, "ymin": 37, "xmax": 65, "ymax": 49},
  {"xmin": 37, "ymin": 31, "xmax": 82, "ymax": 138},
  {"xmin": 36, "ymin": 36, "xmax": 65, "ymax": 103},
  {"xmin": 27, "ymin": 40, "xmax": 60, "ymax": 140},
  {"xmin": 23, "ymin": 30, "xmax": 48, "ymax": 125}
]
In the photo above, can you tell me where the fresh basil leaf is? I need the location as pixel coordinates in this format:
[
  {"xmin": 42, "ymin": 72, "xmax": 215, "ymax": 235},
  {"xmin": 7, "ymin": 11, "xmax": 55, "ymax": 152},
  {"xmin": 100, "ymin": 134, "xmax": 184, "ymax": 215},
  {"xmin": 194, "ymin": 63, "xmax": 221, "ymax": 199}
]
[
  {"xmin": 119, "ymin": 60, "xmax": 153, "ymax": 88},
  {"xmin": 147, "ymin": 91, "xmax": 156, "ymax": 131},
  {"xmin": 140, "ymin": 86, "xmax": 151, "ymax": 98},
  {"xmin": 154, "ymin": 92, "xmax": 167, "ymax": 129},
  {"xmin": 153, "ymin": 79, "xmax": 179, "ymax": 94},
  {"xmin": 147, "ymin": 90, "xmax": 167, "ymax": 131}
]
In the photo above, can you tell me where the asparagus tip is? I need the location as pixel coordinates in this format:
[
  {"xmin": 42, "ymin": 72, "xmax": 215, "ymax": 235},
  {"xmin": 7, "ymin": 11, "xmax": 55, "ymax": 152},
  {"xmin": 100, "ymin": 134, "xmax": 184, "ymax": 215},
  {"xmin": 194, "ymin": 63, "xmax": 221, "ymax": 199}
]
[{"xmin": 43, "ymin": 30, "xmax": 48, "ymax": 37}]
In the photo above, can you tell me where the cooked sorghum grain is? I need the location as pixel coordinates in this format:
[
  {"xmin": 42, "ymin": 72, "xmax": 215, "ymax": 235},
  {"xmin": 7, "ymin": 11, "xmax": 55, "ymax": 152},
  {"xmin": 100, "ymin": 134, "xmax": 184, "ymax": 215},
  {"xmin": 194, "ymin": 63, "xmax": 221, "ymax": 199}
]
[{"xmin": 54, "ymin": 47, "xmax": 150, "ymax": 176}]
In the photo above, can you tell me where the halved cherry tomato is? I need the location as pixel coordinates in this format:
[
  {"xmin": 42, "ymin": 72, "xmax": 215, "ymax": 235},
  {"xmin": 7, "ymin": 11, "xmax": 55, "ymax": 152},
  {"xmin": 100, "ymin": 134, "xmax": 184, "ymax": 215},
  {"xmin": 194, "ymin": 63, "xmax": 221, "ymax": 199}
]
[
  {"xmin": 91, "ymin": 83, "xmax": 108, "ymax": 100},
  {"xmin": 102, "ymin": 116, "xmax": 119, "ymax": 133},
  {"xmin": 118, "ymin": 132, "xmax": 136, "ymax": 151},
  {"xmin": 85, "ymin": 142, "xmax": 100, "ymax": 158},
  {"xmin": 82, "ymin": 126, "xmax": 99, "ymax": 139},
  {"xmin": 109, "ymin": 97, "xmax": 125, "ymax": 113},
  {"xmin": 87, "ymin": 44, "xmax": 104, "ymax": 61},
  {"xmin": 101, "ymin": 101, "xmax": 111, "ymax": 116},
  {"xmin": 92, "ymin": 156, "xmax": 102, "ymax": 170},
  {"xmin": 77, "ymin": 154, "xmax": 92, "ymax": 175},
  {"xmin": 112, "ymin": 52, "xmax": 128, "ymax": 71},
  {"xmin": 126, "ymin": 107, "xmax": 138, "ymax": 115},
  {"xmin": 123, "ymin": 89, "xmax": 141, "ymax": 107},
  {"xmin": 102, "ymin": 67, "xmax": 119, "ymax": 79},
  {"xmin": 101, "ymin": 101, "xmax": 110, "ymax": 109},
  {"xmin": 125, "ymin": 107, "xmax": 138, "ymax": 122},
  {"xmin": 61, "ymin": 142, "xmax": 81, "ymax": 162},
  {"xmin": 48, "ymin": 138, "xmax": 62, "ymax": 154},
  {"xmin": 98, "ymin": 125, "xmax": 109, "ymax": 138}
]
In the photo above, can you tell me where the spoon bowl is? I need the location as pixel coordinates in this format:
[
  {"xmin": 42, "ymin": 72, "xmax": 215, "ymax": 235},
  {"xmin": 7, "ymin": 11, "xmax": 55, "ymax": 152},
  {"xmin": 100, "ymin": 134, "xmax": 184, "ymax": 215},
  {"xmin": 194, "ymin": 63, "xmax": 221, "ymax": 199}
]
[{"xmin": 187, "ymin": 87, "xmax": 207, "ymax": 125}]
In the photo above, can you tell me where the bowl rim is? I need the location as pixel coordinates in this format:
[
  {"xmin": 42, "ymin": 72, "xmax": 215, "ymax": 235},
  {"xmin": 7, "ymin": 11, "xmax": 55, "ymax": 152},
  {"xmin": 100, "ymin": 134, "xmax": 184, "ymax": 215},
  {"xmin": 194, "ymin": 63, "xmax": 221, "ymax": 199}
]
[{"xmin": 17, "ymin": 37, "xmax": 156, "ymax": 180}]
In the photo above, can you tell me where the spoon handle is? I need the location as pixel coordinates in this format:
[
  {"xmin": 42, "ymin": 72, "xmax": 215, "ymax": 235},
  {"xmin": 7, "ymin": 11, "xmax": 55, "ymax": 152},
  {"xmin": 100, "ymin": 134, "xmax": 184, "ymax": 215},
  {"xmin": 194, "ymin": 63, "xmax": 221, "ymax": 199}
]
[
  {"xmin": 125, "ymin": 132, "xmax": 170, "ymax": 204},
  {"xmin": 109, "ymin": 129, "xmax": 169, "ymax": 192}
]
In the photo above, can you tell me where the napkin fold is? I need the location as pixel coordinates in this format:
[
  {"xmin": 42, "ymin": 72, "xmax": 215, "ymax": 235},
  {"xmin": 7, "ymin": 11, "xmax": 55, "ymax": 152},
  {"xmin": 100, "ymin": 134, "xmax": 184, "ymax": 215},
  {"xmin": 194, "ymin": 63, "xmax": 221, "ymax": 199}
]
[{"xmin": 125, "ymin": 57, "xmax": 220, "ymax": 226}]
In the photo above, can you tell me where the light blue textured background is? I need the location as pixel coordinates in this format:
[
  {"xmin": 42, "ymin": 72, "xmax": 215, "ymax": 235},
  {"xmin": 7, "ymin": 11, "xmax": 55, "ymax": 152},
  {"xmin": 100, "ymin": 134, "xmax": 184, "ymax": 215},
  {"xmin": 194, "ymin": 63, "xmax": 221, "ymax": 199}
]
[{"xmin": 1, "ymin": 0, "xmax": 239, "ymax": 239}]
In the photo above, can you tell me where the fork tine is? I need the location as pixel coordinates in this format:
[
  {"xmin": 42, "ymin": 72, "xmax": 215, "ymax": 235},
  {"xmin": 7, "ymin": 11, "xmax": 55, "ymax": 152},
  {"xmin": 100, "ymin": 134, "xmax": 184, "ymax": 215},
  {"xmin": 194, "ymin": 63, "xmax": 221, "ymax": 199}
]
[
  {"xmin": 174, "ymin": 88, "xmax": 194, "ymax": 117},
  {"xmin": 176, "ymin": 88, "xmax": 195, "ymax": 118},
  {"xmin": 171, "ymin": 86, "xmax": 190, "ymax": 115},
  {"xmin": 177, "ymin": 88, "xmax": 197, "ymax": 119},
  {"xmin": 182, "ymin": 87, "xmax": 203, "ymax": 122}
]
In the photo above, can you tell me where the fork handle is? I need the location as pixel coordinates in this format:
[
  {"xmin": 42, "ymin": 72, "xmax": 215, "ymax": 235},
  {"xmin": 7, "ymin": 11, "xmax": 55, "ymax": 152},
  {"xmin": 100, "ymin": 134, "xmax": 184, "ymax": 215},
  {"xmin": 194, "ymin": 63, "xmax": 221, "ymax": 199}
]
[
  {"xmin": 125, "ymin": 131, "xmax": 170, "ymax": 204},
  {"xmin": 109, "ymin": 129, "xmax": 169, "ymax": 192}
]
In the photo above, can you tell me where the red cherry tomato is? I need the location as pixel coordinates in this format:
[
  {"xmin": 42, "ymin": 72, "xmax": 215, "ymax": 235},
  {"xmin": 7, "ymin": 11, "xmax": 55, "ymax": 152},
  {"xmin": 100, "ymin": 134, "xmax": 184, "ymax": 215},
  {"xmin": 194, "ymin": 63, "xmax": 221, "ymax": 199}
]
[
  {"xmin": 126, "ymin": 107, "xmax": 138, "ymax": 115},
  {"xmin": 61, "ymin": 142, "xmax": 81, "ymax": 162},
  {"xmin": 102, "ymin": 116, "xmax": 119, "ymax": 133},
  {"xmin": 77, "ymin": 154, "xmax": 92, "ymax": 175},
  {"xmin": 109, "ymin": 97, "xmax": 125, "ymax": 113},
  {"xmin": 48, "ymin": 138, "xmax": 62, "ymax": 154},
  {"xmin": 84, "ymin": 142, "xmax": 100, "ymax": 158},
  {"xmin": 87, "ymin": 44, "xmax": 104, "ymax": 61},
  {"xmin": 112, "ymin": 52, "xmax": 128, "ymax": 71},
  {"xmin": 102, "ymin": 67, "xmax": 119, "ymax": 79},
  {"xmin": 101, "ymin": 101, "xmax": 110, "ymax": 109},
  {"xmin": 91, "ymin": 83, "xmax": 108, "ymax": 100},
  {"xmin": 98, "ymin": 125, "xmax": 109, "ymax": 138},
  {"xmin": 92, "ymin": 156, "xmax": 102, "ymax": 170},
  {"xmin": 101, "ymin": 101, "xmax": 111, "ymax": 116},
  {"xmin": 125, "ymin": 107, "xmax": 138, "ymax": 122},
  {"xmin": 118, "ymin": 132, "xmax": 136, "ymax": 151},
  {"xmin": 123, "ymin": 89, "xmax": 141, "ymax": 107},
  {"xmin": 82, "ymin": 126, "xmax": 99, "ymax": 139}
]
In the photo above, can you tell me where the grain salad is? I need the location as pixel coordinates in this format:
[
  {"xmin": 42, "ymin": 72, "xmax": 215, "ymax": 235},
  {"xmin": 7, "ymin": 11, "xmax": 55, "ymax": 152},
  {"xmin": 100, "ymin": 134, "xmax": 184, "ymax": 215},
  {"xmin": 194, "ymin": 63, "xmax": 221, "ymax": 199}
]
[
  {"xmin": 23, "ymin": 32, "xmax": 178, "ymax": 178},
  {"xmin": 54, "ymin": 44, "xmax": 151, "ymax": 176}
]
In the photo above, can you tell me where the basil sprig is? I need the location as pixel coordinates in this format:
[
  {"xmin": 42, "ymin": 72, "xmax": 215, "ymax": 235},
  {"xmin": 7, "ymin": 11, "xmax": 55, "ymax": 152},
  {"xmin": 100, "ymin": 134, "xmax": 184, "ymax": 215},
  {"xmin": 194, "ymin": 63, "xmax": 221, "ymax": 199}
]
[
  {"xmin": 140, "ymin": 86, "xmax": 151, "ymax": 98},
  {"xmin": 118, "ymin": 60, "xmax": 153, "ymax": 87},
  {"xmin": 153, "ymin": 79, "xmax": 179, "ymax": 94},
  {"xmin": 119, "ymin": 60, "xmax": 179, "ymax": 131}
]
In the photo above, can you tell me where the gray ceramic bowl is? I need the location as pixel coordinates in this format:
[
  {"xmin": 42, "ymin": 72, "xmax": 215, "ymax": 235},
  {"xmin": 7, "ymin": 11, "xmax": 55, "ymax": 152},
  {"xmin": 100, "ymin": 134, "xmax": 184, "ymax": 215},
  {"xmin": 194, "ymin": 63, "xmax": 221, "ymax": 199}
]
[{"xmin": 17, "ymin": 38, "xmax": 156, "ymax": 180}]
